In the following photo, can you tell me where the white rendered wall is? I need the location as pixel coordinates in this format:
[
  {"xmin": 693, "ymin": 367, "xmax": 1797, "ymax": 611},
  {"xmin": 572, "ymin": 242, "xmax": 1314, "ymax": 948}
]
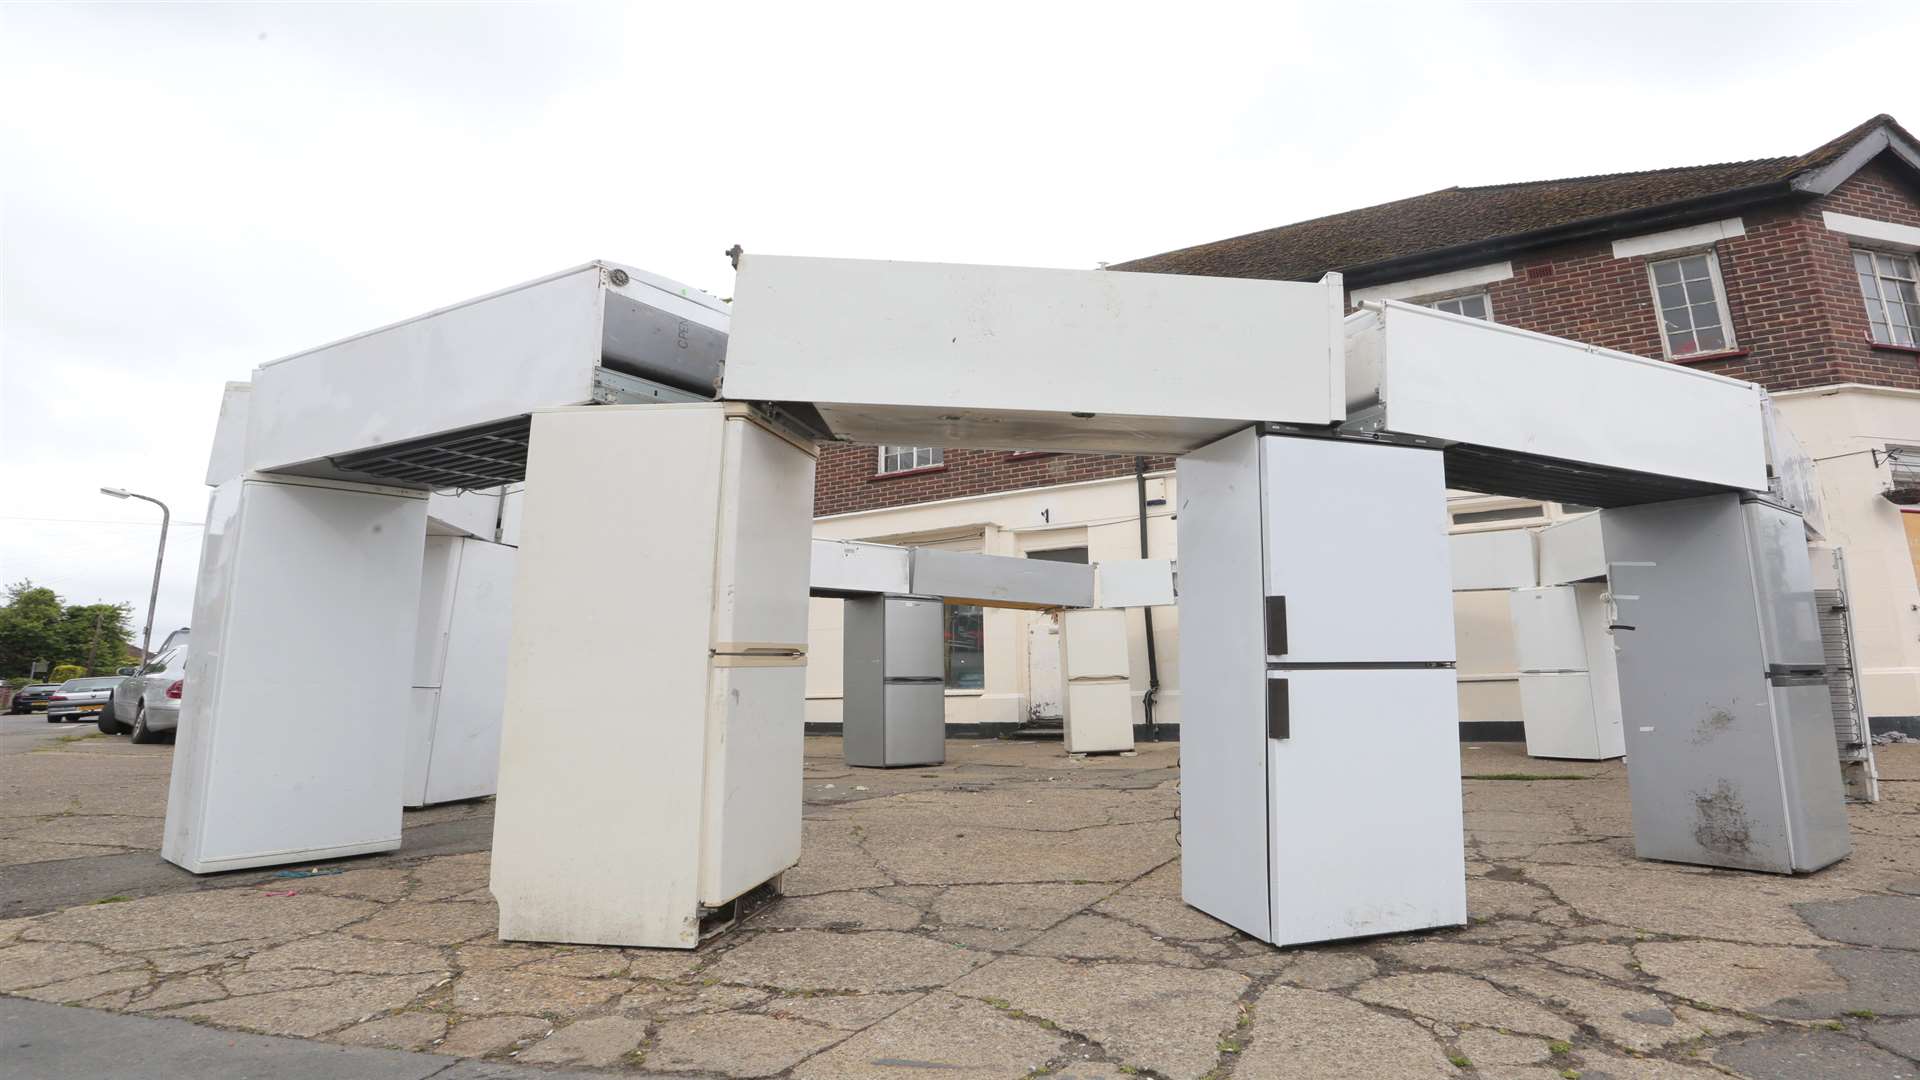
[{"xmin": 1774, "ymin": 386, "xmax": 1920, "ymax": 719}]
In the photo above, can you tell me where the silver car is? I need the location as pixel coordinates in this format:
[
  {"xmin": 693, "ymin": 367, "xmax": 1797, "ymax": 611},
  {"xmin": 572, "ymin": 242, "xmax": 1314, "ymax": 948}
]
[
  {"xmin": 46, "ymin": 676, "xmax": 125, "ymax": 723},
  {"xmin": 101, "ymin": 644, "xmax": 187, "ymax": 743}
]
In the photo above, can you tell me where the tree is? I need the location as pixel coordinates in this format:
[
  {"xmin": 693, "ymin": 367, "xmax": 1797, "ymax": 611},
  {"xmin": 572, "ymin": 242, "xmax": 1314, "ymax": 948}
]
[{"xmin": 0, "ymin": 581, "xmax": 137, "ymax": 677}]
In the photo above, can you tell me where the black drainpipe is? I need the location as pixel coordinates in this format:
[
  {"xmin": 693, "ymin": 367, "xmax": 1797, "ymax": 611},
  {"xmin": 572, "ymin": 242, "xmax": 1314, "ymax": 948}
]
[{"xmin": 1135, "ymin": 456, "xmax": 1162, "ymax": 740}]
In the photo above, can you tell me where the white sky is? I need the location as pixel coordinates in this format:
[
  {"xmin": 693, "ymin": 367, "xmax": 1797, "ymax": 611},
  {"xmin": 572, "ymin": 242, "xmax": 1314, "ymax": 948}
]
[{"xmin": 2, "ymin": 1, "xmax": 1915, "ymax": 646}]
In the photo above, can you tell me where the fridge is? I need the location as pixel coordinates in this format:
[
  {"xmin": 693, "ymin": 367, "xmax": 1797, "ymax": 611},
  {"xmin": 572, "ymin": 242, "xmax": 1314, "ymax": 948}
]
[
  {"xmin": 491, "ymin": 403, "xmax": 815, "ymax": 947},
  {"xmin": 843, "ymin": 595, "xmax": 947, "ymax": 767},
  {"xmin": 1178, "ymin": 427, "xmax": 1466, "ymax": 947},
  {"xmin": 1509, "ymin": 584, "xmax": 1625, "ymax": 760},
  {"xmin": 1061, "ymin": 608, "xmax": 1135, "ymax": 753},
  {"xmin": 1601, "ymin": 493, "xmax": 1851, "ymax": 874},
  {"xmin": 405, "ymin": 534, "xmax": 517, "ymax": 807}
]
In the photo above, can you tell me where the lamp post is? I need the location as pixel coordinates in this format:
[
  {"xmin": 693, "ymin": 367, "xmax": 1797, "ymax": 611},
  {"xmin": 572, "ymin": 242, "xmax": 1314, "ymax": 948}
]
[{"xmin": 100, "ymin": 487, "xmax": 169, "ymax": 671}]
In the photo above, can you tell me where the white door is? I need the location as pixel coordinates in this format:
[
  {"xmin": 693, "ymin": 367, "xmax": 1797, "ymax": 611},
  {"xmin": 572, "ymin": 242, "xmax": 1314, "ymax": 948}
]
[
  {"xmin": 1266, "ymin": 667, "xmax": 1465, "ymax": 945},
  {"xmin": 1026, "ymin": 616, "xmax": 1063, "ymax": 721},
  {"xmin": 1510, "ymin": 587, "xmax": 1589, "ymax": 673},
  {"xmin": 1261, "ymin": 437, "xmax": 1454, "ymax": 664}
]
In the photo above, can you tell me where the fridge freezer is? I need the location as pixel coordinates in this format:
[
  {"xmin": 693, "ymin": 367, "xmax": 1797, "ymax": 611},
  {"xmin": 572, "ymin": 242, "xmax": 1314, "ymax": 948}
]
[
  {"xmin": 492, "ymin": 403, "xmax": 815, "ymax": 947},
  {"xmin": 1061, "ymin": 608, "xmax": 1134, "ymax": 754},
  {"xmin": 1179, "ymin": 427, "xmax": 1464, "ymax": 946},
  {"xmin": 1601, "ymin": 494, "xmax": 1850, "ymax": 873},
  {"xmin": 843, "ymin": 595, "xmax": 947, "ymax": 768}
]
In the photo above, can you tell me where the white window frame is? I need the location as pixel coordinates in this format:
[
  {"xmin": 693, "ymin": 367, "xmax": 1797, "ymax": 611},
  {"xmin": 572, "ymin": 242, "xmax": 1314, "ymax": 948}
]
[
  {"xmin": 1646, "ymin": 250, "xmax": 1738, "ymax": 360},
  {"xmin": 1853, "ymin": 248, "xmax": 1920, "ymax": 348},
  {"xmin": 1427, "ymin": 292, "xmax": 1493, "ymax": 321},
  {"xmin": 877, "ymin": 445, "xmax": 943, "ymax": 474}
]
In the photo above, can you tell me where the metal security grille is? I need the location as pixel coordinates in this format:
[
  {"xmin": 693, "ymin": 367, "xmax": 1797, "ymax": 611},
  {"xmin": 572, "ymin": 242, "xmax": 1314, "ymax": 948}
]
[
  {"xmin": 1815, "ymin": 547, "xmax": 1878, "ymax": 803},
  {"xmin": 330, "ymin": 416, "xmax": 532, "ymax": 489}
]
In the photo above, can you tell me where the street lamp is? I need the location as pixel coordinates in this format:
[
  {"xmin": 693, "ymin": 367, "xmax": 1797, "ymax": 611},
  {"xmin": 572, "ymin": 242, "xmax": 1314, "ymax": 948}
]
[{"xmin": 100, "ymin": 487, "xmax": 169, "ymax": 672}]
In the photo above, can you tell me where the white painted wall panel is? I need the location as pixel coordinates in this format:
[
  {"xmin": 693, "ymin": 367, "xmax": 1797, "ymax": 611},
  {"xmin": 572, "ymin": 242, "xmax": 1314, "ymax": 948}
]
[
  {"xmin": 162, "ymin": 477, "xmax": 428, "ymax": 873},
  {"xmin": 725, "ymin": 255, "xmax": 1345, "ymax": 453}
]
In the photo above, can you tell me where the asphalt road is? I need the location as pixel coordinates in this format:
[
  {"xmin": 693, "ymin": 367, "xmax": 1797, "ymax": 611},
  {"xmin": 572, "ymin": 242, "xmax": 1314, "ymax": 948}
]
[{"xmin": 0, "ymin": 709, "xmax": 97, "ymax": 754}]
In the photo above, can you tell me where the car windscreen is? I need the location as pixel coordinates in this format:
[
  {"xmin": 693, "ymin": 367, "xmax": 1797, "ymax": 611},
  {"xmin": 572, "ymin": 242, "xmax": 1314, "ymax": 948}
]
[{"xmin": 63, "ymin": 678, "xmax": 121, "ymax": 690}]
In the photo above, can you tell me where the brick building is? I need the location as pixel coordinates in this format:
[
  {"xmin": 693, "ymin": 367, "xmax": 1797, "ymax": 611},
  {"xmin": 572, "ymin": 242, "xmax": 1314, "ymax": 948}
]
[{"xmin": 805, "ymin": 115, "xmax": 1920, "ymax": 736}]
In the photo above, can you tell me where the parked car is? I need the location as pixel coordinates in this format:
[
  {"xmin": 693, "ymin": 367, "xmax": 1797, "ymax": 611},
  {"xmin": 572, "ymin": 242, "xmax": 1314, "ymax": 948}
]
[
  {"xmin": 45, "ymin": 676, "xmax": 125, "ymax": 723},
  {"xmin": 8, "ymin": 684, "xmax": 61, "ymax": 715},
  {"xmin": 100, "ymin": 645, "xmax": 186, "ymax": 743}
]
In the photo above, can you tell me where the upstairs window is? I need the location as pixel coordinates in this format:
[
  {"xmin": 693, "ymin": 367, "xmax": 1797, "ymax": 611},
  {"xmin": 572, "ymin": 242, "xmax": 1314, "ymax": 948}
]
[
  {"xmin": 1429, "ymin": 293, "xmax": 1491, "ymax": 320},
  {"xmin": 1854, "ymin": 250, "xmax": 1920, "ymax": 347},
  {"xmin": 878, "ymin": 446, "xmax": 942, "ymax": 474},
  {"xmin": 1648, "ymin": 252, "xmax": 1735, "ymax": 359}
]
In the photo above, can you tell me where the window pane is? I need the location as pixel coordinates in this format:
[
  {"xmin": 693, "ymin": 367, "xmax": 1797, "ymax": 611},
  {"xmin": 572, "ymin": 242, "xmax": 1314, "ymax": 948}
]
[
  {"xmin": 1652, "ymin": 260, "xmax": 1682, "ymax": 285},
  {"xmin": 1898, "ymin": 324, "xmax": 1917, "ymax": 348},
  {"xmin": 1657, "ymin": 283, "xmax": 1687, "ymax": 310},
  {"xmin": 1695, "ymin": 325, "xmax": 1726, "ymax": 352},
  {"xmin": 1684, "ymin": 278, "xmax": 1717, "ymax": 304},
  {"xmin": 944, "ymin": 604, "xmax": 984, "ymax": 690},
  {"xmin": 1859, "ymin": 271, "xmax": 1884, "ymax": 301},
  {"xmin": 1668, "ymin": 333, "xmax": 1697, "ymax": 355},
  {"xmin": 1690, "ymin": 302, "xmax": 1722, "ymax": 330},
  {"xmin": 1677, "ymin": 255, "xmax": 1710, "ymax": 279},
  {"xmin": 1856, "ymin": 251, "xmax": 1876, "ymax": 275},
  {"xmin": 1459, "ymin": 296, "xmax": 1487, "ymax": 319},
  {"xmin": 1880, "ymin": 252, "xmax": 1912, "ymax": 277}
]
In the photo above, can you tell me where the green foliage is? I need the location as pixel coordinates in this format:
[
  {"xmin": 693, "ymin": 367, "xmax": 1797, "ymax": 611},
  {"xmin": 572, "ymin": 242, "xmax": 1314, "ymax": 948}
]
[
  {"xmin": 0, "ymin": 580, "xmax": 135, "ymax": 678},
  {"xmin": 50, "ymin": 664, "xmax": 86, "ymax": 683}
]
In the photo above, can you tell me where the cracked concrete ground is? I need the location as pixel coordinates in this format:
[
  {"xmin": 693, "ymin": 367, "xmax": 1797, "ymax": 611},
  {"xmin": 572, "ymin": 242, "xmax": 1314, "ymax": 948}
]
[{"xmin": 3, "ymin": 726, "xmax": 1920, "ymax": 1079}]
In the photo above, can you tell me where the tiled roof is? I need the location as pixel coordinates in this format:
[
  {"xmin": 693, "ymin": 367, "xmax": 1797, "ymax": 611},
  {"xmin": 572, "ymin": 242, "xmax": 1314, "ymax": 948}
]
[{"xmin": 1113, "ymin": 115, "xmax": 1914, "ymax": 284}]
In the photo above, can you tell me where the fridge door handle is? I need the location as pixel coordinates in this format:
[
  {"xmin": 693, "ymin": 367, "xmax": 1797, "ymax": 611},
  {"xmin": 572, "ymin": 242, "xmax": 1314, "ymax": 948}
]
[
  {"xmin": 1266, "ymin": 677, "xmax": 1289, "ymax": 741},
  {"xmin": 1264, "ymin": 595, "xmax": 1287, "ymax": 657}
]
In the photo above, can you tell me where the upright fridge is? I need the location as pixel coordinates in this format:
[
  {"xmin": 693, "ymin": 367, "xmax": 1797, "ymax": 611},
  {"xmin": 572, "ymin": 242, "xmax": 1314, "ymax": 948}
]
[
  {"xmin": 1509, "ymin": 584, "xmax": 1625, "ymax": 760},
  {"xmin": 1062, "ymin": 608, "xmax": 1135, "ymax": 753},
  {"xmin": 1601, "ymin": 493, "xmax": 1851, "ymax": 873},
  {"xmin": 1178, "ymin": 427, "xmax": 1466, "ymax": 946},
  {"xmin": 843, "ymin": 595, "xmax": 947, "ymax": 767}
]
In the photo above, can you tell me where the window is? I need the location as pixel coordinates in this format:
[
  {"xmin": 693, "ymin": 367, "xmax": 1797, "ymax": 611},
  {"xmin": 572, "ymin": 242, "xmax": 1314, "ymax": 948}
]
[
  {"xmin": 944, "ymin": 604, "xmax": 984, "ymax": 690},
  {"xmin": 1430, "ymin": 293, "xmax": 1491, "ymax": 320},
  {"xmin": 878, "ymin": 446, "xmax": 943, "ymax": 474},
  {"xmin": 1026, "ymin": 547, "xmax": 1089, "ymax": 564},
  {"xmin": 1854, "ymin": 250, "xmax": 1920, "ymax": 347},
  {"xmin": 1647, "ymin": 252, "xmax": 1736, "ymax": 359}
]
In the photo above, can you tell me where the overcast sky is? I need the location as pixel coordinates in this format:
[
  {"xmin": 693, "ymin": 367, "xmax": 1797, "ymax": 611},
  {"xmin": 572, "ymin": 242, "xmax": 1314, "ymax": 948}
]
[{"xmin": 1, "ymin": 2, "xmax": 1914, "ymax": 646}]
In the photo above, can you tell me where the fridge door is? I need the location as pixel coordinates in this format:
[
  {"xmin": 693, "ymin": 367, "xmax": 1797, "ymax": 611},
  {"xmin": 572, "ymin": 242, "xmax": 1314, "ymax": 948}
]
[
  {"xmin": 1266, "ymin": 667, "xmax": 1466, "ymax": 945},
  {"xmin": 1509, "ymin": 587, "xmax": 1589, "ymax": 673},
  {"xmin": 1574, "ymin": 584, "xmax": 1626, "ymax": 760},
  {"xmin": 1062, "ymin": 609, "xmax": 1131, "ymax": 681},
  {"xmin": 1064, "ymin": 679, "xmax": 1134, "ymax": 753},
  {"xmin": 1743, "ymin": 500, "xmax": 1826, "ymax": 670},
  {"xmin": 1772, "ymin": 678, "xmax": 1853, "ymax": 871},
  {"xmin": 710, "ymin": 412, "xmax": 816, "ymax": 650},
  {"xmin": 1261, "ymin": 437, "xmax": 1454, "ymax": 664},
  {"xmin": 882, "ymin": 680, "xmax": 946, "ymax": 766},
  {"xmin": 403, "ymin": 687, "xmax": 440, "ymax": 808},
  {"xmin": 426, "ymin": 538, "xmax": 516, "ymax": 805},
  {"xmin": 1518, "ymin": 673, "xmax": 1604, "ymax": 760},
  {"xmin": 883, "ymin": 597, "xmax": 945, "ymax": 680},
  {"xmin": 700, "ymin": 663, "xmax": 806, "ymax": 904}
]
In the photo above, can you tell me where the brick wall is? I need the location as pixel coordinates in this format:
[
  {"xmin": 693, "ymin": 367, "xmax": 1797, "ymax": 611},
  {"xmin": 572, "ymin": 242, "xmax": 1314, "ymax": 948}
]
[
  {"xmin": 812, "ymin": 152, "xmax": 1920, "ymax": 517},
  {"xmin": 815, "ymin": 446, "xmax": 1174, "ymax": 517}
]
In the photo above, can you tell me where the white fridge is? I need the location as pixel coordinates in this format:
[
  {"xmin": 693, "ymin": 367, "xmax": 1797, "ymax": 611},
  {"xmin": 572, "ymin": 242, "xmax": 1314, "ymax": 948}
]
[
  {"xmin": 406, "ymin": 534, "xmax": 517, "ymax": 807},
  {"xmin": 1061, "ymin": 608, "xmax": 1134, "ymax": 753},
  {"xmin": 1509, "ymin": 584, "xmax": 1625, "ymax": 760},
  {"xmin": 1178, "ymin": 428, "xmax": 1466, "ymax": 946},
  {"xmin": 491, "ymin": 403, "xmax": 815, "ymax": 947}
]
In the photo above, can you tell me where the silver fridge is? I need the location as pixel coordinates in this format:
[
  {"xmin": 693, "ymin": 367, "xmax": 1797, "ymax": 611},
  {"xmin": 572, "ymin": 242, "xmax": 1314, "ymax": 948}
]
[
  {"xmin": 843, "ymin": 595, "xmax": 947, "ymax": 767},
  {"xmin": 1601, "ymin": 493, "xmax": 1852, "ymax": 873}
]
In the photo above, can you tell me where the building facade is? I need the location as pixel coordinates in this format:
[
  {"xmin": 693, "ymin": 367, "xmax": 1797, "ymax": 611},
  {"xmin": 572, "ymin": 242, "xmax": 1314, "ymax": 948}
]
[{"xmin": 806, "ymin": 115, "xmax": 1920, "ymax": 735}]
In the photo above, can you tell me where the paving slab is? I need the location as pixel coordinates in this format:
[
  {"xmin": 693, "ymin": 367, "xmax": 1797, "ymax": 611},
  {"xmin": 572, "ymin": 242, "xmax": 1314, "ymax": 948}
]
[
  {"xmin": 1235, "ymin": 984, "xmax": 1459, "ymax": 1079},
  {"xmin": 1714, "ymin": 1028, "xmax": 1920, "ymax": 1079}
]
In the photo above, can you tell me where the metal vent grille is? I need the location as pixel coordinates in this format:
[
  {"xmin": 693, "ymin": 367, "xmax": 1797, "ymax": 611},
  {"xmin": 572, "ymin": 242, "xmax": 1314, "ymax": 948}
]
[
  {"xmin": 1817, "ymin": 588, "xmax": 1865, "ymax": 749},
  {"xmin": 330, "ymin": 416, "xmax": 532, "ymax": 489}
]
